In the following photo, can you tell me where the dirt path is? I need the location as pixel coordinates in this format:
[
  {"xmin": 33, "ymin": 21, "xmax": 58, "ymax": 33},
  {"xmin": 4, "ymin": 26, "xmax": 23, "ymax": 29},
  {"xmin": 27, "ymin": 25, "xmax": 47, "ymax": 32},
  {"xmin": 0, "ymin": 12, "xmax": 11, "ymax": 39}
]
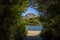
[{"xmin": 23, "ymin": 31, "xmax": 42, "ymax": 40}]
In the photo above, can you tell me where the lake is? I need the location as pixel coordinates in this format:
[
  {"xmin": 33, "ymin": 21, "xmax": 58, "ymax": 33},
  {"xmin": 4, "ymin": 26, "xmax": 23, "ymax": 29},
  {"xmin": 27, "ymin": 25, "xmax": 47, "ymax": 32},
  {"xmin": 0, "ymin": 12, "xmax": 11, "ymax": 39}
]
[{"xmin": 26, "ymin": 26, "xmax": 42, "ymax": 31}]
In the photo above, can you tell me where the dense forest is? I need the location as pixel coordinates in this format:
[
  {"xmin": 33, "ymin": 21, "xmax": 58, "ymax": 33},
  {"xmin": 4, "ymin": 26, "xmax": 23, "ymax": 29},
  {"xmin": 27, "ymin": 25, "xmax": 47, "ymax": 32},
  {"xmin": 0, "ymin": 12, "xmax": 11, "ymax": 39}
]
[
  {"xmin": 0, "ymin": 0, "xmax": 29, "ymax": 40},
  {"xmin": 36, "ymin": 0, "xmax": 60, "ymax": 40},
  {"xmin": 0, "ymin": 0, "xmax": 60, "ymax": 40}
]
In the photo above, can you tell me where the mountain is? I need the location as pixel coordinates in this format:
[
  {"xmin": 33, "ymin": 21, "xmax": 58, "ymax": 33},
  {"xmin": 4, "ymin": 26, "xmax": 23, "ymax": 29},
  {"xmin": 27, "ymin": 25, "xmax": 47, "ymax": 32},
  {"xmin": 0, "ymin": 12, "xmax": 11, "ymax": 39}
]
[{"xmin": 23, "ymin": 12, "xmax": 37, "ymax": 18}]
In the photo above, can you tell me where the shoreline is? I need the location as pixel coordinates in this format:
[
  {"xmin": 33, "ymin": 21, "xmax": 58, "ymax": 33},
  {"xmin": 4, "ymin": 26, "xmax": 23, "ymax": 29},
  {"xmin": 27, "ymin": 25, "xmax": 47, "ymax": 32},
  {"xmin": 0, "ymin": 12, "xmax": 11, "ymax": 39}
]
[{"xmin": 27, "ymin": 30, "xmax": 41, "ymax": 36}]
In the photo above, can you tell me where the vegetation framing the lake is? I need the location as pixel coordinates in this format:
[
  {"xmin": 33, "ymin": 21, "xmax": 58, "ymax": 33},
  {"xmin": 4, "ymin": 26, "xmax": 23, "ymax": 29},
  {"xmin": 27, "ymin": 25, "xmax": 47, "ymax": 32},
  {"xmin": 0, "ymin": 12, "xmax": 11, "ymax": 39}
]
[
  {"xmin": 0, "ymin": 0, "xmax": 60, "ymax": 40},
  {"xmin": 36, "ymin": 0, "xmax": 60, "ymax": 40},
  {"xmin": 0, "ymin": 0, "xmax": 28, "ymax": 40}
]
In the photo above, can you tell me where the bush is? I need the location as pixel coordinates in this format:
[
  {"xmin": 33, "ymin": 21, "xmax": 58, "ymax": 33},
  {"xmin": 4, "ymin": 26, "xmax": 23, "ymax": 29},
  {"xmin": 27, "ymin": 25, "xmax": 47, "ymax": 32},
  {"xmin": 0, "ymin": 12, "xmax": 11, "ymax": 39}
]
[
  {"xmin": 0, "ymin": 0, "xmax": 28, "ymax": 40},
  {"xmin": 37, "ymin": 0, "xmax": 60, "ymax": 40},
  {"xmin": 40, "ymin": 28, "xmax": 54, "ymax": 40}
]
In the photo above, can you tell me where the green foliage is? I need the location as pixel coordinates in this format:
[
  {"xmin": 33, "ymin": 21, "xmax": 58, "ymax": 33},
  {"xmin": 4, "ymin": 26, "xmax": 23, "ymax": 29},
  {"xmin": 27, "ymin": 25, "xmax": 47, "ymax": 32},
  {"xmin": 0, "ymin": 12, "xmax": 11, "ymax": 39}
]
[
  {"xmin": 0, "ymin": 0, "xmax": 28, "ymax": 40},
  {"xmin": 23, "ymin": 17, "xmax": 41, "ymax": 26},
  {"xmin": 37, "ymin": 0, "xmax": 60, "ymax": 40}
]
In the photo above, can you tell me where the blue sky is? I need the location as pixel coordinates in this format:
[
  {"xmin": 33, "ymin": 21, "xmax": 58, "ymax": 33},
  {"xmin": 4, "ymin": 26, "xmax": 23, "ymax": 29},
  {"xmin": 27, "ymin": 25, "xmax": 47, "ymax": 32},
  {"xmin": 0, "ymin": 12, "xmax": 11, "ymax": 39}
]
[{"xmin": 22, "ymin": 7, "xmax": 39, "ymax": 16}]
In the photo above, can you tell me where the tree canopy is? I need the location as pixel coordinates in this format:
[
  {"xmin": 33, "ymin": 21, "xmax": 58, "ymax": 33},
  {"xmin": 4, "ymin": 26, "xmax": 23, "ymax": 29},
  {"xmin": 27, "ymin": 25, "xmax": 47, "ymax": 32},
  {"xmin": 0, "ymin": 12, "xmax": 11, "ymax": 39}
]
[
  {"xmin": 0, "ymin": 0, "xmax": 29, "ymax": 40},
  {"xmin": 35, "ymin": 0, "xmax": 60, "ymax": 40}
]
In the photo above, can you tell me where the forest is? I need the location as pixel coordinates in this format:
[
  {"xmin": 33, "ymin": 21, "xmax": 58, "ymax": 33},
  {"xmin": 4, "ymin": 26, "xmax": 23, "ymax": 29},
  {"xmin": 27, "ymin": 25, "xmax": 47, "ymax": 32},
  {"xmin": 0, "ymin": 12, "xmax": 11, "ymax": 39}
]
[{"xmin": 0, "ymin": 0, "xmax": 60, "ymax": 40}]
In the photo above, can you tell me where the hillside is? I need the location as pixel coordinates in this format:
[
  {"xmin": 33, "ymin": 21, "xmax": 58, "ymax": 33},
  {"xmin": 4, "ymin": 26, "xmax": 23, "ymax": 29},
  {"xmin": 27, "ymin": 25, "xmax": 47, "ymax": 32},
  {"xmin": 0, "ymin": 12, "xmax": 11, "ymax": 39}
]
[{"xmin": 23, "ymin": 12, "xmax": 38, "ymax": 18}]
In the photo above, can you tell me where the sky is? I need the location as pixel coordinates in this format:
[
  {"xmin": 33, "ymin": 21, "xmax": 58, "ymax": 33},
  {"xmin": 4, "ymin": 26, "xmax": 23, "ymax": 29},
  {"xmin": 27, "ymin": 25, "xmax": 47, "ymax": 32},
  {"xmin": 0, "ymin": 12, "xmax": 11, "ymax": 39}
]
[{"xmin": 22, "ymin": 7, "xmax": 39, "ymax": 16}]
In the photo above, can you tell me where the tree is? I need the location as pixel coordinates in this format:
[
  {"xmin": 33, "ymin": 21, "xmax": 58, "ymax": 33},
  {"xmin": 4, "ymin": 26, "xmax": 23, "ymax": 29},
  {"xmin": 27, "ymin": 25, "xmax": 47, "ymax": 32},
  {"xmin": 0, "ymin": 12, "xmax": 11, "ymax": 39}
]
[
  {"xmin": 0, "ymin": 0, "xmax": 29, "ymax": 40},
  {"xmin": 35, "ymin": 0, "xmax": 60, "ymax": 40}
]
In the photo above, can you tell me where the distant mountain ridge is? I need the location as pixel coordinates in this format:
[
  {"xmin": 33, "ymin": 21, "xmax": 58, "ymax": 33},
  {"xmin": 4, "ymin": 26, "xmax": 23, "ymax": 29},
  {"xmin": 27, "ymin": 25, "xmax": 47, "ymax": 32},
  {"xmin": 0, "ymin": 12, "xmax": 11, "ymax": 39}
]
[{"xmin": 23, "ymin": 12, "xmax": 37, "ymax": 18}]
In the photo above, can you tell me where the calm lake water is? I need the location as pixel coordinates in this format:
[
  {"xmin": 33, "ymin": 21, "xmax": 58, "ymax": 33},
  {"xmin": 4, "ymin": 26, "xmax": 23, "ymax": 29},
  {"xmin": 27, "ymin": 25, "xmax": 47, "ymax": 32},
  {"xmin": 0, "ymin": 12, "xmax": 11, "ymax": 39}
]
[{"xmin": 26, "ymin": 26, "xmax": 42, "ymax": 31}]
